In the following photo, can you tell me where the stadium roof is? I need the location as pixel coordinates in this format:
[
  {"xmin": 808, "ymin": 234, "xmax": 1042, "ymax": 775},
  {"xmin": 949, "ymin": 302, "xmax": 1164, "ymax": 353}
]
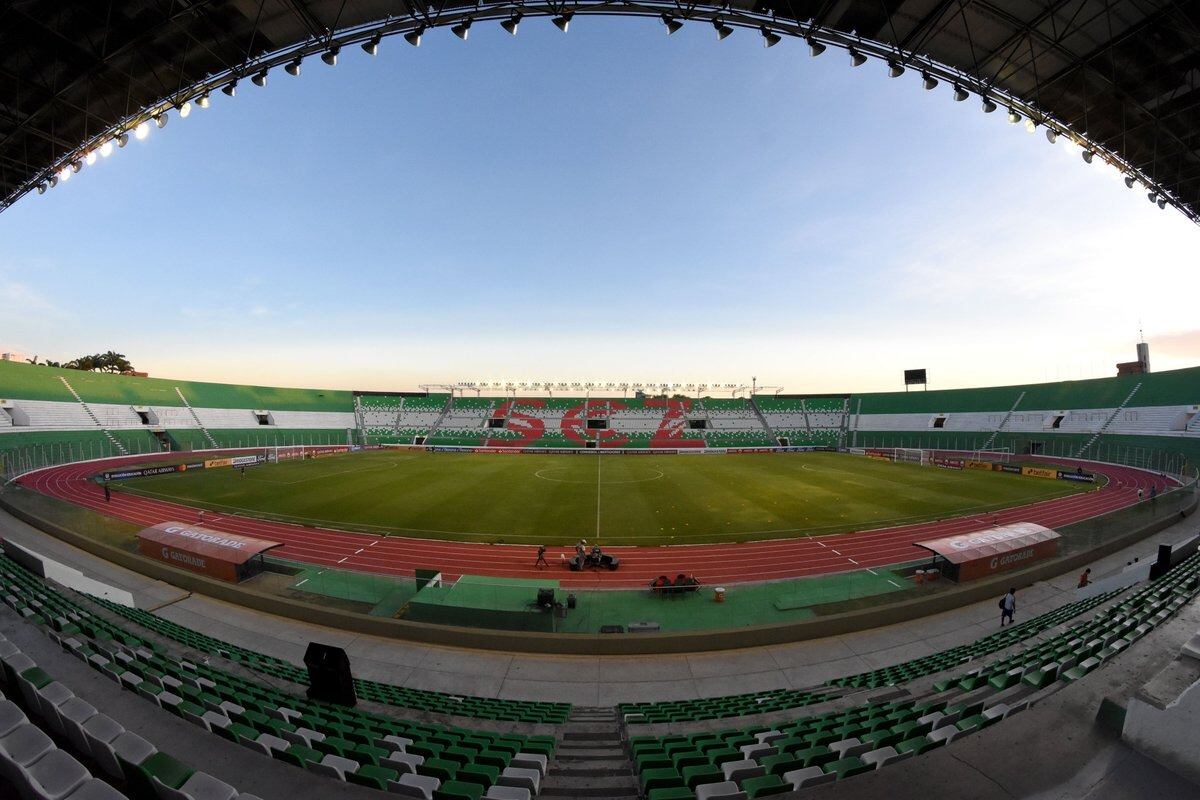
[{"xmin": 3, "ymin": 1, "xmax": 1199, "ymax": 223}]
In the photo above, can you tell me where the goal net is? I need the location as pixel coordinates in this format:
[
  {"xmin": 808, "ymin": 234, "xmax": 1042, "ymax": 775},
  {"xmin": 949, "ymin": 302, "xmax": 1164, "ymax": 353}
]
[{"xmin": 894, "ymin": 447, "xmax": 929, "ymax": 466}]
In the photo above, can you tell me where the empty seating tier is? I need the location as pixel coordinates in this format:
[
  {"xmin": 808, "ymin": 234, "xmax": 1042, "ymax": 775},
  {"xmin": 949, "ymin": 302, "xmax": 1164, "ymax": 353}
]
[
  {"xmin": 627, "ymin": 552, "xmax": 1199, "ymax": 798},
  {"xmin": 0, "ymin": 555, "xmax": 556, "ymax": 800},
  {"xmin": 84, "ymin": 596, "xmax": 570, "ymax": 725}
]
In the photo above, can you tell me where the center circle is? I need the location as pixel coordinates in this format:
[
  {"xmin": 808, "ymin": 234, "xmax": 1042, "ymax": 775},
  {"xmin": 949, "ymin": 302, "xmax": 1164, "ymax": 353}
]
[{"xmin": 533, "ymin": 466, "xmax": 665, "ymax": 485}]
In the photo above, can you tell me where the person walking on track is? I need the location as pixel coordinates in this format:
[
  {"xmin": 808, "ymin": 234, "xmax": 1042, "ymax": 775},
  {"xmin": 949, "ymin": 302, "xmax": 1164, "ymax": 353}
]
[{"xmin": 534, "ymin": 545, "xmax": 549, "ymax": 568}]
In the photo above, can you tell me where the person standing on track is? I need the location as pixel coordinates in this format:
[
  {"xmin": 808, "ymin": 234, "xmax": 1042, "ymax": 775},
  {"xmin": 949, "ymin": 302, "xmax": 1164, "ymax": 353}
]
[
  {"xmin": 1077, "ymin": 568, "xmax": 1091, "ymax": 588},
  {"xmin": 1138, "ymin": 487, "xmax": 1144, "ymax": 502},
  {"xmin": 999, "ymin": 588, "xmax": 1016, "ymax": 626},
  {"xmin": 103, "ymin": 480, "xmax": 111, "ymax": 503},
  {"xmin": 534, "ymin": 545, "xmax": 549, "ymax": 569}
]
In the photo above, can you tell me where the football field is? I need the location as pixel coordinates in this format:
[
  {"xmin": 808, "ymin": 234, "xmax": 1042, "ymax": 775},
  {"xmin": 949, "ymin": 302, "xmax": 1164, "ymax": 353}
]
[{"xmin": 116, "ymin": 449, "xmax": 1091, "ymax": 546}]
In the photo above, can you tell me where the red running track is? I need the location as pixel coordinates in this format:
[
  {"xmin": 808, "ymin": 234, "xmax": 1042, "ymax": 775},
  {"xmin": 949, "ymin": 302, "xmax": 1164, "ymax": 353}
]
[{"xmin": 13, "ymin": 452, "xmax": 1176, "ymax": 588}]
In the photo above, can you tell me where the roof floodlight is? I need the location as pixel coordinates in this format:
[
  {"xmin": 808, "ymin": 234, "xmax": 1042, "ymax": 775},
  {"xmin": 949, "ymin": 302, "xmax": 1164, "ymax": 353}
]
[
  {"xmin": 1148, "ymin": 192, "xmax": 1158, "ymax": 203},
  {"xmin": 197, "ymin": 92, "xmax": 211, "ymax": 107},
  {"xmin": 1157, "ymin": 198, "xmax": 1167, "ymax": 209},
  {"xmin": 179, "ymin": 101, "xmax": 192, "ymax": 118},
  {"xmin": 1007, "ymin": 108, "xmax": 1021, "ymax": 124},
  {"xmin": 362, "ymin": 33, "xmax": 381, "ymax": 54},
  {"xmin": 1124, "ymin": 175, "xmax": 1136, "ymax": 188},
  {"xmin": 762, "ymin": 28, "xmax": 782, "ymax": 48},
  {"xmin": 552, "ymin": 13, "xmax": 573, "ymax": 33},
  {"xmin": 321, "ymin": 47, "xmax": 339, "ymax": 66},
  {"xmin": 713, "ymin": 19, "xmax": 733, "ymax": 40},
  {"xmin": 981, "ymin": 97, "xmax": 997, "ymax": 113},
  {"xmin": 849, "ymin": 48, "xmax": 867, "ymax": 67},
  {"xmin": 37, "ymin": 182, "xmax": 48, "ymax": 194},
  {"xmin": 452, "ymin": 19, "xmax": 472, "ymax": 40},
  {"xmin": 134, "ymin": 121, "xmax": 150, "ymax": 140},
  {"xmin": 922, "ymin": 73, "xmax": 938, "ymax": 90},
  {"xmin": 85, "ymin": 150, "xmax": 97, "ymax": 166},
  {"xmin": 221, "ymin": 82, "xmax": 237, "ymax": 97},
  {"xmin": 100, "ymin": 140, "xmax": 114, "ymax": 157},
  {"xmin": 502, "ymin": 14, "xmax": 522, "ymax": 35},
  {"xmin": 887, "ymin": 61, "xmax": 905, "ymax": 78},
  {"xmin": 808, "ymin": 39, "xmax": 826, "ymax": 57},
  {"xmin": 70, "ymin": 160, "xmax": 82, "ymax": 173},
  {"xmin": 661, "ymin": 14, "xmax": 682, "ymax": 35},
  {"xmin": 251, "ymin": 70, "xmax": 267, "ymax": 87},
  {"xmin": 405, "ymin": 26, "xmax": 425, "ymax": 46},
  {"xmin": 285, "ymin": 58, "xmax": 301, "ymax": 76},
  {"xmin": 1045, "ymin": 128, "xmax": 1058, "ymax": 144},
  {"xmin": 1081, "ymin": 149, "xmax": 1094, "ymax": 164},
  {"xmin": 154, "ymin": 113, "xmax": 168, "ymax": 128}
]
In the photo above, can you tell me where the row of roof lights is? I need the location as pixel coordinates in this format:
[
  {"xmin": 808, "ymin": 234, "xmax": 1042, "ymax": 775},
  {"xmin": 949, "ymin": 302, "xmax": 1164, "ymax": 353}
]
[{"xmin": 33, "ymin": 14, "xmax": 1169, "ymax": 210}]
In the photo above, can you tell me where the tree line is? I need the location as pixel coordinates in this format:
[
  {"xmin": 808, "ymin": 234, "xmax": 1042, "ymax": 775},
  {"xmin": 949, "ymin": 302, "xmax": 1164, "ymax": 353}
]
[{"xmin": 25, "ymin": 351, "xmax": 135, "ymax": 373}]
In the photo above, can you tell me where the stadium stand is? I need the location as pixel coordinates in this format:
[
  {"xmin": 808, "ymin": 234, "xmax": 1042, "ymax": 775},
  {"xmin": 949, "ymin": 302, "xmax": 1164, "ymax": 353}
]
[
  {"xmin": 84, "ymin": 596, "xmax": 569, "ymax": 724},
  {"xmin": 619, "ymin": 584, "xmax": 1126, "ymax": 724},
  {"xmin": 3, "ymin": 360, "xmax": 1199, "ymax": 469},
  {"xmin": 625, "ymin": 552, "xmax": 1200, "ymax": 796},
  {"xmin": 0, "ymin": 554, "xmax": 556, "ymax": 799}
]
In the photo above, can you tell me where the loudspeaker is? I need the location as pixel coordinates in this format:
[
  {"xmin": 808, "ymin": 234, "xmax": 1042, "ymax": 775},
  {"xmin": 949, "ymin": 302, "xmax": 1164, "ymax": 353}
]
[
  {"xmin": 536, "ymin": 588, "xmax": 555, "ymax": 610},
  {"xmin": 304, "ymin": 642, "xmax": 357, "ymax": 707}
]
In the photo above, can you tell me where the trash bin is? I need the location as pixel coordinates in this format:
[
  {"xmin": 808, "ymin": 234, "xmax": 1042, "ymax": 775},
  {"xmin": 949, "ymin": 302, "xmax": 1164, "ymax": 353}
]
[{"xmin": 714, "ymin": 587, "xmax": 726, "ymax": 603}]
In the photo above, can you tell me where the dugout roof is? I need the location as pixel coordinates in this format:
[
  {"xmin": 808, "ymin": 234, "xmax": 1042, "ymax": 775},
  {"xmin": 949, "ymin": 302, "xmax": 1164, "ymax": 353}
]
[
  {"xmin": 3, "ymin": 2, "xmax": 1200, "ymax": 223},
  {"xmin": 914, "ymin": 522, "xmax": 1061, "ymax": 565},
  {"xmin": 137, "ymin": 521, "xmax": 282, "ymax": 565}
]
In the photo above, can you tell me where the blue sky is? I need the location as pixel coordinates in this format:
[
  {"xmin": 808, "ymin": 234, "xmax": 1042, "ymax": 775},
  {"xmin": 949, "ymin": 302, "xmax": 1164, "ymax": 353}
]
[{"xmin": 1, "ymin": 18, "xmax": 1196, "ymax": 395}]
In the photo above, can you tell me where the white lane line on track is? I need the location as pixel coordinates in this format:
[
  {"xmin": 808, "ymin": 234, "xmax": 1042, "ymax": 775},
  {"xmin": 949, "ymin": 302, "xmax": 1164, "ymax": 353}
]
[
  {"xmin": 337, "ymin": 557, "xmax": 348, "ymax": 564},
  {"xmin": 355, "ymin": 549, "xmax": 364, "ymax": 555},
  {"xmin": 847, "ymin": 558, "xmax": 859, "ymax": 565},
  {"xmin": 295, "ymin": 579, "xmax": 309, "ymax": 587},
  {"xmin": 831, "ymin": 549, "xmax": 842, "ymax": 555},
  {"xmin": 887, "ymin": 580, "xmax": 902, "ymax": 588},
  {"xmin": 865, "ymin": 567, "xmax": 878, "ymax": 575}
]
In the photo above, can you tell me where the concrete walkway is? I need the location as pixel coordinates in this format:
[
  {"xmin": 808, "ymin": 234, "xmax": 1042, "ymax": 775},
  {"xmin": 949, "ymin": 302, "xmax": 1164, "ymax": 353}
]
[{"xmin": 0, "ymin": 505, "xmax": 1192, "ymax": 706}]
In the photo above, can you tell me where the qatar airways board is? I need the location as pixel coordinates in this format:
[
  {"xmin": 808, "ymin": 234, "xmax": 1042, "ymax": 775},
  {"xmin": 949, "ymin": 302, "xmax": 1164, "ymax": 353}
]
[{"xmin": 914, "ymin": 522, "xmax": 1061, "ymax": 582}]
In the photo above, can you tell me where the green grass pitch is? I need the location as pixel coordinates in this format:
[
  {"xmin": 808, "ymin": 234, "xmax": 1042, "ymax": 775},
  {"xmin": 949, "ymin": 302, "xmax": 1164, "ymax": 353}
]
[{"xmin": 115, "ymin": 449, "xmax": 1092, "ymax": 546}]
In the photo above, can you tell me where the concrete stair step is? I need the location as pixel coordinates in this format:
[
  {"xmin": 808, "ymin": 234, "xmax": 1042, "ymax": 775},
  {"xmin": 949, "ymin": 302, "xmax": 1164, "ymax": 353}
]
[
  {"xmin": 541, "ymin": 789, "xmax": 637, "ymax": 799},
  {"xmin": 562, "ymin": 730, "xmax": 619, "ymax": 741},
  {"xmin": 550, "ymin": 766, "xmax": 633, "ymax": 778}
]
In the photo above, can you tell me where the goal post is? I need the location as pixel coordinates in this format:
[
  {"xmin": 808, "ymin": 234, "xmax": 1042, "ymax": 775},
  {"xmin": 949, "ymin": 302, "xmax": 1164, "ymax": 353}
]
[{"xmin": 893, "ymin": 447, "xmax": 929, "ymax": 466}]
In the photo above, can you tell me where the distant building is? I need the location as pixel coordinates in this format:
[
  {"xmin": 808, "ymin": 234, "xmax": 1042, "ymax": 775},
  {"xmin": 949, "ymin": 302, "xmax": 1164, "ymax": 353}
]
[{"xmin": 1116, "ymin": 341, "xmax": 1151, "ymax": 376}]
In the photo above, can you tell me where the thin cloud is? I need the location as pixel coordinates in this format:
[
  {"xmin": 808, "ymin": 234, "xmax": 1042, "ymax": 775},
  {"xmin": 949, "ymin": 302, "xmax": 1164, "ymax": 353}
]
[
  {"xmin": 1152, "ymin": 329, "xmax": 1200, "ymax": 359},
  {"xmin": 0, "ymin": 280, "xmax": 60, "ymax": 316}
]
